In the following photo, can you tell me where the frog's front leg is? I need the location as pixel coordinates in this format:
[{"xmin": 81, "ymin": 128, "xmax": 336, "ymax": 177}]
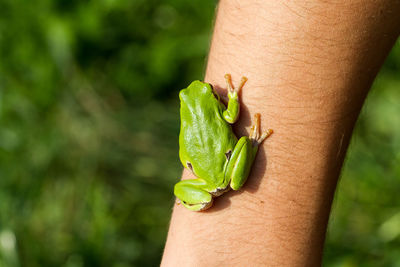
[
  {"xmin": 174, "ymin": 179, "xmax": 213, "ymax": 211},
  {"xmin": 222, "ymin": 74, "xmax": 247, "ymax": 123},
  {"xmin": 226, "ymin": 113, "xmax": 273, "ymax": 190}
]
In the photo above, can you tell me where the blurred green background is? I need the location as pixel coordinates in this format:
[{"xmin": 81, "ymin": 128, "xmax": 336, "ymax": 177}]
[{"xmin": 0, "ymin": 0, "xmax": 399, "ymax": 266}]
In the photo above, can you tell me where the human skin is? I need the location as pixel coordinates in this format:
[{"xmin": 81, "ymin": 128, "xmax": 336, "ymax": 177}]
[{"xmin": 161, "ymin": 1, "xmax": 400, "ymax": 266}]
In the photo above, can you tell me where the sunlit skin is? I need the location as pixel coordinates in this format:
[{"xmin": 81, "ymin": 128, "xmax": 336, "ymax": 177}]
[
  {"xmin": 175, "ymin": 74, "xmax": 272, "ymax": 211},
  {"xmin": 162, "ymin": 0, "xmax": 400, "ymax": 266}
]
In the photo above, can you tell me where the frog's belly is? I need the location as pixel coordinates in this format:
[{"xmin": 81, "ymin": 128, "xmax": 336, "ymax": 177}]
[{"xmin": 210, "ymin": 185, "xmax": 231, "ymax": 196}]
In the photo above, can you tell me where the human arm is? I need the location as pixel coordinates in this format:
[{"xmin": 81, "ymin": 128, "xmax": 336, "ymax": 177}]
[{"xmin": 162, "ymin": 1, "xmax": 400, "ymax": 266}]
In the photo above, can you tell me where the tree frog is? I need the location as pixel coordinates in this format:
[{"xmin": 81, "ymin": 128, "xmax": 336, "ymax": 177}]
[{"xmin": 175, "ymin": 74, "xmax": 273, "ymax": 211}]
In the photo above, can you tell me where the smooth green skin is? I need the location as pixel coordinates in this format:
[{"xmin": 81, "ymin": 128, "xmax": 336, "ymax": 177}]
[{"xmin": 174, "ymin": 80, "xmax": 259, "ymax": 211}]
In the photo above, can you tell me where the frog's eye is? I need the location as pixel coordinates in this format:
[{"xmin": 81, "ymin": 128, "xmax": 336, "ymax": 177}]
[
  {"xmin": 186, "ymin": 162, "xmax": 193, "ymax": 172},
  {"xmin": 225, "ymin": 150, "xmax": 232, "ymax": 160},
  {"xmin": 212, "ymin": 90, "xmax": 220, "ymax": 100}
]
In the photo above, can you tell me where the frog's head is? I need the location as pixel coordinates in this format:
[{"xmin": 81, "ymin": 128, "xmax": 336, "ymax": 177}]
[{"xmin": 179, "ymin": 80, "xmax": 220, "ymax": 105}]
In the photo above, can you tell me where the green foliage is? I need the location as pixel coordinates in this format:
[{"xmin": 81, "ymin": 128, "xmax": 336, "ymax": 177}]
[
  {"xmin": 0, "ymin": 0, "xmax": 216, "ymax": 266},
  {"xmin": 0, "ymin": 0, "xmax": 398, "ymax": 266}
]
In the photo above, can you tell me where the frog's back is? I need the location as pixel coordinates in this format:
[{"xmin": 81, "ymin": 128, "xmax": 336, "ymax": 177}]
[{"xmin": 179, "ymin": 81, "xmax": 237, "ymax": 187}]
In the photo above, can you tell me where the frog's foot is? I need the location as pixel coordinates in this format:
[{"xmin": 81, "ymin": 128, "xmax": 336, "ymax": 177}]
[
  {"xmin": 174, "ymin": 179, "xmax": 214, "ymax": 211},
  {"xmin": 224, "ymin": 74, "xmax": 247, "ymax": 96},
  {"xmin": 249, "ymin": 113, "xmax": 273, "ymax": 146}
]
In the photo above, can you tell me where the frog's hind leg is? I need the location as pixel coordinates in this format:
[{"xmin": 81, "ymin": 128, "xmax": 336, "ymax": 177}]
[
  {"xmin": 226, "ymin": 113, "xmax": 273, "ymax": 190},
  {"xmin": 174, "ymin": 179, "xmax": 213, "ymax": 211},
  {"xmin": 225, "ymin": 137, "xmax": 255, "ymax": 190}
]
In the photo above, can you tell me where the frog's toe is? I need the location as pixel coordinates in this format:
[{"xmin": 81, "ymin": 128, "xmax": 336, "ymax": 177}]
[
  {"xmin": 249, "ymin": 113, "xmax": 273, "ymax": 145},
  {"xmin": 224, "ymin": 74, "xmax": 247, "ymax": 94}
]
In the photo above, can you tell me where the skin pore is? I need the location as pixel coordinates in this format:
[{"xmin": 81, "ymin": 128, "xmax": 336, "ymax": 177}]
[{"xmin": 162, "ymin": 1, "xmax": 400, "ymax": 266}]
